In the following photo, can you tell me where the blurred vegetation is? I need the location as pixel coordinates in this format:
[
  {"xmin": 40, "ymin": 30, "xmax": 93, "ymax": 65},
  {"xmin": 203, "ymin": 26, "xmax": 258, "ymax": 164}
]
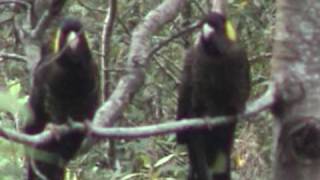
[{"xmin": 0, "ymin": 0, "xmax": 275, "ymax": 179}]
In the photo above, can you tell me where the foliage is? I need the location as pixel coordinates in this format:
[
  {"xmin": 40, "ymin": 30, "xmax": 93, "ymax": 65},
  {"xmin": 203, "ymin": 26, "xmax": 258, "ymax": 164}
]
[
  {"xmin": 0, "ymin": 0, "xmax": 275, "ymax": 179},
  {"xmin": 0, "ymin": 80, "xmax": 27, "ymax": 179},
  {"xmin": 0, "ymin": 80, "xmax": 28, "ymax": 117}
]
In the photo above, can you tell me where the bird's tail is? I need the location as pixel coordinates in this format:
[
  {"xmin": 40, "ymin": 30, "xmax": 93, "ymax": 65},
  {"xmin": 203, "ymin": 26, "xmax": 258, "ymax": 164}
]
[
  {"xmin": 187, "ymin": 134, "xmax": 211, "ymax": 180},
  {"xmin": 205, "ymin": 125, "xmax": 235, "ymax": 180},
  {"xmin": 208, "ymin": 150, "xmax": 231, "ymax": 180},
  {"xmin": 25, "ymin": 131, "xmax": 84, "ymax": 180},
  {"xmin": 25, "ymin": 156, "xmax": 65, "ymax": 180}
]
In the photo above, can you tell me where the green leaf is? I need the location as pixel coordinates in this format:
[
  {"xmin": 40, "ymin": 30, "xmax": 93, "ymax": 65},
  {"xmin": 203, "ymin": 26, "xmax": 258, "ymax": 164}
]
[
  {"xmin": 7, "ymin": 80, "xmax": 21, "ymax": 98},
  {"xmin": 154, "ymin": 154, "xmax": 175, "ymax": 168},
  {"xmin": 0, "ymin": 91, "xmax": 19, "ymax": 114},
  {"xmin": 121, "ymin": 173, "xmax": 143, "ymax": 180},
  {"xmin": 18, "ymin": 96, "xmax": 29, "ymax": 106}
]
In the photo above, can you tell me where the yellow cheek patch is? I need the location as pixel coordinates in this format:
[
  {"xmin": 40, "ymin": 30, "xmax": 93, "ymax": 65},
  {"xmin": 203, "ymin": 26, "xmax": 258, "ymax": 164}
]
[
  {"xmin": 225, "ymin": 20, "xmax": 237, "ymax": 42},
  {"xmin": 54, "ymin": 29, "xmax": 61, "ymax": 53}
]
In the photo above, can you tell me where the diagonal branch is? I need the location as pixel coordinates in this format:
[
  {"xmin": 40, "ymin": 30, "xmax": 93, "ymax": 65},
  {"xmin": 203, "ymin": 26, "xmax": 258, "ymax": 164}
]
[
  {"xmin": 0, "ymin": 52, "xmax": 28, "ymax": 63},
  {"xmin": 30, "ymin": 0, "xmax": 67, "ymax": 39},
  {"xmin": 147, "ymin": 21, "xmax": 202, "ymax": 59},
  {"xmin": 243, "ymin": 82, "xmax": 276, "ymax": 118},
  {"xmin": 93, "ymin": 0, "xmax": 187, "ymax": 127}
]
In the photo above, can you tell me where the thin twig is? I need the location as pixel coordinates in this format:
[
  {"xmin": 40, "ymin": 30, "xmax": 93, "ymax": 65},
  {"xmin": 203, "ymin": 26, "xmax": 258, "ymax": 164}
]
[
  {"xmin": 148, "ymin": 21, "xmax": 201, "ymax": 59},
  {"xmin": 154, "ymin": 57, "xmax": 180, "ymax": 85},
  {"xmin": 249, "ymin": 52, "xmax": 272, "ymax": 63},
  {"xmin": 76, "ymin": 0, "xmax": 107, "ymax": 13},
  {"xmin": 191, "ymin": 0, "xmax": 206, "ymax": 15},
  {"xmin": 0, "ymin": 16, "xmax": 14, "ymax": 26},
  {"xmin": 99, "ymin": 0, "xmax": 117, "ymax": 168},
  {"xmin": 116, "ymin": 16, "xmax": 132, "ymax": 36},
  {"xmin": 100, "ymin": 0, "xmax": 117, "ymax": 102},
  {"xmin": 0, "ymin": 0, "xmax": 31, "ymax": 8},
  {"xmin": 0, "ymin": 52, "xmax": 28, "ymax": 63},
  {"xmin": 211, "ymin": 0, "xmax": 226, "ymax": 14},
  {"xmin": 30, "ymin": 11, "xmax": 51, "ymax": 38},
  {"xmin": 31, "ymin": 0, "xmax": 67, "ymax": 38}
]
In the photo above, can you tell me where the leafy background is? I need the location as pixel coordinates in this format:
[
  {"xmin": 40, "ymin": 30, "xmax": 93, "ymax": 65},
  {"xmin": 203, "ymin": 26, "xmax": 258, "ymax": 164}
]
[{"xmin": 0, "ymin": 0, "xmax": 274, "ymax": 179}]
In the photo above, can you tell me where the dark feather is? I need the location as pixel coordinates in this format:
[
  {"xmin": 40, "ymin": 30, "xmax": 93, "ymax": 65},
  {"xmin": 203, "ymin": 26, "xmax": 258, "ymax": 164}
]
[
  {"xmin": 176, "ymin": 12, "xmax": 250, "ymax": 180},
  {"xmin": 24, "ymin": 19, "xmax": 100, "ymax": 180}
]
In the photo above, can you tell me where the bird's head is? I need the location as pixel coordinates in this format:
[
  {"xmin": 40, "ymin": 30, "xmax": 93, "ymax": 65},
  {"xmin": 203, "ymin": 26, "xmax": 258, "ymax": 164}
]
[
  {"xmin": 53, "ymin": 18, "xmax": 91, "ymax": 65},
  {"xmin": 200, "ymin": 12, "xmax": 237, "ymax": 54}
]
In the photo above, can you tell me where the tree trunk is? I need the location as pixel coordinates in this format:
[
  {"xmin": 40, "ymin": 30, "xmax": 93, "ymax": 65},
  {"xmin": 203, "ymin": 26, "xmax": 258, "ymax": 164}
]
[{"xmin": 271, "ymin": 0, "xmax": 320, "ymax": 179}]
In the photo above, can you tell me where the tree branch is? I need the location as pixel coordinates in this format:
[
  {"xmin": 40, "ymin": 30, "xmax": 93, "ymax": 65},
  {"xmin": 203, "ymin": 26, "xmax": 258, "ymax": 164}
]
[
  {"xmin": 76, "ymin": 0, "xmax": 107, "ymax": 13},
  {"xmin": 0, "ymin": 117, "xmax": 233, "ymax": 146},
  {"xmin": 0, "ymin": 0, "xmax": 30, "ymax": 7},
  {"xmin": 0, "ymin": 52, "xmax": 28, "ymax": 63},
  {"xmin": 153, "ymin": 57, "xmax": 181, "ymax": 86},
  {"xmin": 30, "ymin": 0, "xmax": 67, "ymax": 39},
  {"xmin": 249, "ymin": 52, "xmax": 272, "ymax": 63},
  {"xmin": 147, "ymin": 21, "xmax": 202, "ymax": 59},
  {"xmin": 0, "ymin": 124, "xmax": 74, "ymax": 146},
  {"xmin": 243, "ymin": 82, "xmax": 276, "ymax": 118},
  {"xmin": 211, "ymin": 0, "xmax": 227, "ymax": 14},
  {"xmin": 0, "ymin": 86, "xmax": 275, "ymax": 146}
]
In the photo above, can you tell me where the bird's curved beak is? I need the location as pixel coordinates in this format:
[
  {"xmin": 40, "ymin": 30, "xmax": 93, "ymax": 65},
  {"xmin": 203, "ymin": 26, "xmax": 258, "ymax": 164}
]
[
  {"xmin": 202, "ymin": 23, "xmax": 215, "ymax": 40},
  {"xmin": 66, "ymin": 31, "xmax": 80, "ymax": 52}
]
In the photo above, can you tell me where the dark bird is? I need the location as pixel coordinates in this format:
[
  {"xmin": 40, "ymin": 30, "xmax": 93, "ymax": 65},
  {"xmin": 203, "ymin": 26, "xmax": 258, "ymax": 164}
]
[
  {"xmin": 23, "ymin": 19, "xmax": 100, "ymax": 180},
  {"xmin": 176, "ymin": 12, "xmax": 250, "ymax": 180}
]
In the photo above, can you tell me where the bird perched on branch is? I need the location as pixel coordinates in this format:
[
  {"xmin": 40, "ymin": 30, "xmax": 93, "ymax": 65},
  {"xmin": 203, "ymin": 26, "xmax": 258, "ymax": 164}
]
[
  {"xmin": 23, "ymin": 19, "xmax": 100, "ymax": 180},
  {"xmin": 176, "ymin": 12, "xmax": 250, "ymax": 180}
]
